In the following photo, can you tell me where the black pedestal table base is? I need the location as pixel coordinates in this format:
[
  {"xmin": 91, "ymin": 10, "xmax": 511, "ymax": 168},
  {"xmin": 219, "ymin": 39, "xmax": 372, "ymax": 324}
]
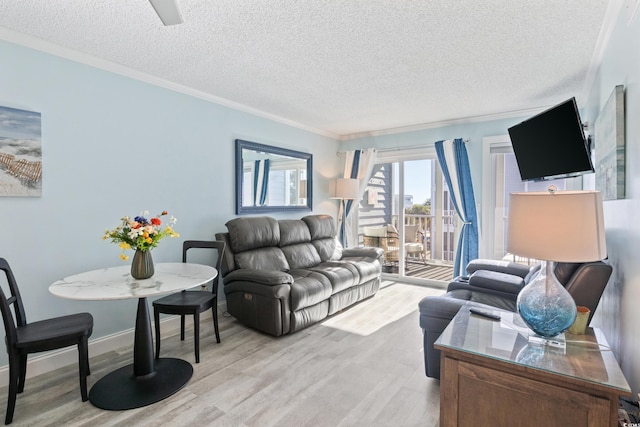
[
  {"xmin": 89, "ymin": 358, "xmax": 193, "ymax": 410},
  {"xmin": 89, "ymin": 297, "xmax": 193, "ymax": 410}
]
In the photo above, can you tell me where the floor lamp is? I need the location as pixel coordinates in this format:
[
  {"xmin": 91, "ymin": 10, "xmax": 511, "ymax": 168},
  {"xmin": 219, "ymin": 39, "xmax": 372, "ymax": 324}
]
[
  {"xmin": 506, "ymin": 189, "xmax": 606, "ymax": 339},
  {"xmin": 330, "ymin": 178, "xmax": 359, "ymax": 248}
]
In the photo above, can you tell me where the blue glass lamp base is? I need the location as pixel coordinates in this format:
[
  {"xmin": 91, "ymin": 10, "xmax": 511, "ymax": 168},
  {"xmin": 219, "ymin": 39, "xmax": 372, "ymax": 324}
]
[{"xmin": 517, "ymin": 261, "xmax": 577, "ymax": 338}]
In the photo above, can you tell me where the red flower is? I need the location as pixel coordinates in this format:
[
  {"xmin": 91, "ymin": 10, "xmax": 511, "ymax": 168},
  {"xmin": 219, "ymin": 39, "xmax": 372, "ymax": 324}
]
[{"xmin": 151, "ymin": 217, "xmax": 162, "ymax": 226}]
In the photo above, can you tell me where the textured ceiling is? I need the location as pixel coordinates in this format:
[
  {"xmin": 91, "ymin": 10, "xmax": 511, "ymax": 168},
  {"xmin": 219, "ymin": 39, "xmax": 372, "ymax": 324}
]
[{"xmin": 0, "ymin": 0, "xmax": 615, "ymax": 139}]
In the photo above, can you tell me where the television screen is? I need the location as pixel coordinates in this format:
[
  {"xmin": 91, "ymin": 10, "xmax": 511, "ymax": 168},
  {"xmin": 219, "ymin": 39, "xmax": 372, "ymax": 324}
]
[{"xmin": 507, "ymin": 97, "xmax": 594, "ymax": 181}]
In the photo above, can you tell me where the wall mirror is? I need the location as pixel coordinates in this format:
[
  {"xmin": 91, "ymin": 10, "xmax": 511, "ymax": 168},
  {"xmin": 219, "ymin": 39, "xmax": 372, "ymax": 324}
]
[{"xmin": 235, "ymin": 139, "xmax": 312, "ymax": 214}]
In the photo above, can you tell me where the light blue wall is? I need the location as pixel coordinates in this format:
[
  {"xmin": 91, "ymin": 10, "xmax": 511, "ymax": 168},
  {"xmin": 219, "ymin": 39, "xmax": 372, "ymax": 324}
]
[
  {"xmin": 340, "ymin": 115, "xmax": 529, "ymax": 221},
  {"xmin": 0, "ymin": 39, "xmax": 339, "ymax": 365},
  {"xmin": 583, "ymin": 8, "xmax": 640, "ymax": 396}
]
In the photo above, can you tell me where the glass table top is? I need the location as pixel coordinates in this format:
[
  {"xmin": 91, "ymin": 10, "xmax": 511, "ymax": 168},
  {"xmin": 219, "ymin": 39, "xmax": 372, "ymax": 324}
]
[{"xmin": 435, "ymin": 307, "xmax": 631, "ymax": 393}]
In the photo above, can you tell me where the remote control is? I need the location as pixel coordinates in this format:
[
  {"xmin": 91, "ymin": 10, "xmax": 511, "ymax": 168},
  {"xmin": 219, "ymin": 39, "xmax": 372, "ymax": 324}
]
[{"xmin": 469, "ymin": 307, "xmax": 501, "ymax": 321}]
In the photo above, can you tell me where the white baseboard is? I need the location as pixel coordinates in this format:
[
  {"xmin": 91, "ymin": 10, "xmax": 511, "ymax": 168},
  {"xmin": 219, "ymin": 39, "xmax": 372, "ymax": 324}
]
[{"xmin": 0, "ymin": 302, "xmax": 224, "ymax": 388}]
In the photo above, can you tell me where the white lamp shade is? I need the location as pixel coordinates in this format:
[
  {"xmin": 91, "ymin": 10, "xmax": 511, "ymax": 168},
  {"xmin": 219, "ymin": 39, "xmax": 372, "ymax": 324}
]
[
  {"xmin": 330, "ymin": 178, "xmax": 359, "ymax": 200},
  {"xmin": 506, "ymin": 190, "xmax": 606, "ymax": 262}
]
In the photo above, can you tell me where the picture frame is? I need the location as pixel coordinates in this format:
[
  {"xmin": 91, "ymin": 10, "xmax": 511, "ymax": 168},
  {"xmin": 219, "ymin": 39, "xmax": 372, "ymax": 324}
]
[
  {"xmin": 594, "ymin": 85, "xmax": 625, "ymax": 200},
  {"xmin": 0, "ymin": 105, "xmax": 42, "ymax": 197}
]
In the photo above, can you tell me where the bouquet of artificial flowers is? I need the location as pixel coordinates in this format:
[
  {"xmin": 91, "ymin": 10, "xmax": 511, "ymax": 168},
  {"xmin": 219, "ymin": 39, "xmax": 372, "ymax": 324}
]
[{"xmin": 103, "ymin": 210, "xmax": 179, "ymax": 260}]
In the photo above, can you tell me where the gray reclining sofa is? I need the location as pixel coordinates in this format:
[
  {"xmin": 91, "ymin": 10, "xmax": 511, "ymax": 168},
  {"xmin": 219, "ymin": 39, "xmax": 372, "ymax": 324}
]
[{"xmin": 215, "ymin": 214, "xmax": 383, "ymax": 336}]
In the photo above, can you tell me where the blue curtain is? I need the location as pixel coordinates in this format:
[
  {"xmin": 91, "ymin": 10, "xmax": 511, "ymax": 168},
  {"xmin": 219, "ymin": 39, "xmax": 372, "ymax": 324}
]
[
  {"xmin": 259, "ymin": 159, "xmax": 270, "ymax": 206},
  {"xmin": 435, "ymin": 138, "xmax": 479, "ymax": 277},
  {"xmin": 253, "ymin": 160, "xmax": 260, "ymax": 206},
  {"xmin": 340, "ymin": 150, "xmax": 361, "ymax": 246}
]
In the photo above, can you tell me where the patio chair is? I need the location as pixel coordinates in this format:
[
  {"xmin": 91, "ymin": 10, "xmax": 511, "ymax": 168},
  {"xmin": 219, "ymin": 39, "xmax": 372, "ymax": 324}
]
[
  {"xmin": 404, "ymin": 224, "xmax": 426, "ymax": 266},
  {"xmin": 363, "ymin": 225, "xmax": 399, "ymax": 268}
]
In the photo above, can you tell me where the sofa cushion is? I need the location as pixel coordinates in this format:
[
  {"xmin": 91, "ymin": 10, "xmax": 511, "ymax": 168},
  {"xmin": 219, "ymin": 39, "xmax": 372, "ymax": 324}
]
[
  {"xmin": 311, "ymin": 238, "xmax": 343, "ymax": 261},
  {"xmin": 554, "ymin": 262, "xmax": 581, "ymax": 285},
  {"xmin": 281, "ymin": 243, "xmax": 322, "ymax": 269},
  {"xmin": 303, "ymin": 215, "xmax": 337, "ymax": 239},
  {"xmin": 279, "ymin": 219, "xmax": 312, "ymax": 246},
  {"xmin": 288, "ymin": 269, "xmax": 332, "ymax": 310},
  {"xmin": 234, "ymin": 247, "xmax": 290, "ymax": 271},
  {"xmin": 226, "ymin": 216, "xmax": 280, "ymax": 253},
  {"xmin": 340, "ymin": 256, "xmax": 382, "ymax": 283},
  {"xmin": 310, "ymin": 261, "xmax": 359, "ymax": 294}
]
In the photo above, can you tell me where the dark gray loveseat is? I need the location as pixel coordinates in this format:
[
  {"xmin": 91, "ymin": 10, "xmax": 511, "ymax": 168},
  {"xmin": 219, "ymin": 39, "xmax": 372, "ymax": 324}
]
[{"xmin": 215, "ymin": 215, "xmax": 383, "ymax": 336}]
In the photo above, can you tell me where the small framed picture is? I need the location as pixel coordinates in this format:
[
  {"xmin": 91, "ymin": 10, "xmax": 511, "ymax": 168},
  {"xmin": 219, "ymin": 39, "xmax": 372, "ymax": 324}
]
[{"xmin": 0, "ymin": 105, "xmax": 42, "ymax": 197}]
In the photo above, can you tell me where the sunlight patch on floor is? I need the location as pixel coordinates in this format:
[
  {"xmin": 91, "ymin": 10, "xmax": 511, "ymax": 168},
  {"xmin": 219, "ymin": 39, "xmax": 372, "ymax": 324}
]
[{"xmin": 320, "ymin": 281, "xmax": 444, "ymax": 336}]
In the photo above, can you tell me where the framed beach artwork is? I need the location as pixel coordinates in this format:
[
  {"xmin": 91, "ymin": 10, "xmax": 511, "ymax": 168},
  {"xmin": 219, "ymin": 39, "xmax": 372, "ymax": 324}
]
[
  {"xmin": 594, "ymin": 85, "xmax": 625, "ymax": 200},
  {"xmin": 0, "ymin": 105, "xmax": 42, "ymax": 197}
]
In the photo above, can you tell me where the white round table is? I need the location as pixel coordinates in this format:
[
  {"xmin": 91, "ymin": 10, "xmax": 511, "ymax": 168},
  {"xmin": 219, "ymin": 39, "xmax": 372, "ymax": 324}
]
[{"xmin": 49, "ymin": 262, "xmax": 217, "ymax": 410}]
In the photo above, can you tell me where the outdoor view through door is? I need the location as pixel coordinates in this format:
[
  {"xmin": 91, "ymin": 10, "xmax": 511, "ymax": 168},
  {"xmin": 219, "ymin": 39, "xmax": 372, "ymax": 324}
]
[{"xmin": 357, "ymin": 155, "xmax": 455, "ymax": 284}]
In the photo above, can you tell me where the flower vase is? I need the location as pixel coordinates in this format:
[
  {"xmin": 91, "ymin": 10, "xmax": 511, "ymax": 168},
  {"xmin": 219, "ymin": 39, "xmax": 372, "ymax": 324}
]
[{"xmin": 131, "ymin": 249, "xmax": 154, "ymax": 279}]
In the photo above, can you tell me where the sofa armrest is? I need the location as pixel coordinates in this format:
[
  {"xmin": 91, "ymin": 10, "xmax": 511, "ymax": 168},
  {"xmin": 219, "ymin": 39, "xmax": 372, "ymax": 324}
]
[
  {"xmin": 225, "ymin": 269, "xmax": 294, "ymax": 286},
  {"xmin": 468, "ymin": 270, "xmax": 525, "ymax": 293},
  {"xmin": 465, "ymin": 259, "xmax": 535, "ymax": 278},
  {"xmin": 447, "ymin": 270, "xmax": 525, "ymax": 301},
  {"xmin": 342, "ymin": 247, "xmax": 384, "ymax": 260}
]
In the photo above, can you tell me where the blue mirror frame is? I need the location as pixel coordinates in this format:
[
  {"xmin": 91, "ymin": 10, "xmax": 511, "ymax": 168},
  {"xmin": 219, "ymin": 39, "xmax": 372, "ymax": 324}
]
[{"xmin": 235, "ymin": 139, "xmax": 313, "ymax": 214}]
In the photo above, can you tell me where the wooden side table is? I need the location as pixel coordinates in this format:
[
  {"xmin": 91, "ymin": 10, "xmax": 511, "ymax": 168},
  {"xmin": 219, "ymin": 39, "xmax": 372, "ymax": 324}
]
[{"xmin": 434, "ymin": 307, "xmax": 631, "ymax": 427}]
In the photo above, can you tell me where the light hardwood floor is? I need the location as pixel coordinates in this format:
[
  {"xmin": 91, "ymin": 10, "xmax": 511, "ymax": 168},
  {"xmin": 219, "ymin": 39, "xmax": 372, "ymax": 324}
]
[{"xmin": 1, "ymin": 281, "xmax": 443, "ymax": 427}]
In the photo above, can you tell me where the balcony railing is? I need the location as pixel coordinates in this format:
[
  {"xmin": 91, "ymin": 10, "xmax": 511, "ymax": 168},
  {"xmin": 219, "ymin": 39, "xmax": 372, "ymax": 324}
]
[{"xmin": 391, "ymin": 213, "xmax": 455, "ymax": 263}]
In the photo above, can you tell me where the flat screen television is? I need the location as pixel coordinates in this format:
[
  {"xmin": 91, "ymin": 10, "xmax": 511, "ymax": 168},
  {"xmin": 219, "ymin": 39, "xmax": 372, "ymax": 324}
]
[{"xmin": 507, "ymin": 97, "xmax": 594, "ymax": 181}]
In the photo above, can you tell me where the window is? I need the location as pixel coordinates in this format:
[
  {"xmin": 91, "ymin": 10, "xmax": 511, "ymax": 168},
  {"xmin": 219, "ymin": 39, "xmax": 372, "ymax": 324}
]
[{"xmin": 482, "ymin": 136, "xmax": 582, "ymax": 261}]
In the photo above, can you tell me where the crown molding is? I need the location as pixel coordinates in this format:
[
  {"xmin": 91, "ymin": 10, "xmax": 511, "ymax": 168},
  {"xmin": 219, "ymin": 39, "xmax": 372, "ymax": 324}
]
[
  {"xmin": 0, "ymin": 27, "xmax": 339, "ymax": 140},
  {"xmin": 580, "ymin": 0, "xmax": 625, "ymax": 103},
  {"xmin": 338, "ymin": 107, "xmax": 548, "ymax": 141}
]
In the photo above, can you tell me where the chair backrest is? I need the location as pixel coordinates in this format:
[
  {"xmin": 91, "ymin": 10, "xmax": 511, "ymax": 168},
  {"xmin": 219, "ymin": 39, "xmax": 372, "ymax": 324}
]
[
  {"xmin": 0, "ymin": 258, "xmax": 28, "ymax": 348},
  {"xmin": 561, "ymin": 261, "xmax": 612, "ymax": 325},
  {"xmin": 405, "ymin": 225, "xmax": 419, "ymax": 243},
  {"xmin": 182, "ymin": 241, "xmax": 226, "ymax": 294}
]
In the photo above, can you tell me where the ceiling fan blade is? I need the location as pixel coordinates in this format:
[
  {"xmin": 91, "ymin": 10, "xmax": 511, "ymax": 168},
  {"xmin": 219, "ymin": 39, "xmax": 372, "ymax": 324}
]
[{"xmin": 149, "ymin": 0, "xmax": 183, "ymax": 26}]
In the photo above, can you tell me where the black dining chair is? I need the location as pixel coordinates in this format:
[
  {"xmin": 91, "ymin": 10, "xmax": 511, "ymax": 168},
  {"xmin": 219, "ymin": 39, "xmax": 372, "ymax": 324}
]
[
  {"xmin": 0, "ymin": 258, "xmax": 93, "ymax": 425},
  {"xmin": 153, "ymin": 240, "xmax": 225, "ymax": 363}
]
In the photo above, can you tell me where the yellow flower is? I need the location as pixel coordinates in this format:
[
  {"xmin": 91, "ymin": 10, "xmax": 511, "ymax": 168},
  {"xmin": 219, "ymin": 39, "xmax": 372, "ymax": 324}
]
[
  {"xmin": 119, "ymin": 242, "xmax": 131, "ymax": 250},
  {"xmin": 119, "ymin": 253, "xmax": 130, "ymax": 261}
]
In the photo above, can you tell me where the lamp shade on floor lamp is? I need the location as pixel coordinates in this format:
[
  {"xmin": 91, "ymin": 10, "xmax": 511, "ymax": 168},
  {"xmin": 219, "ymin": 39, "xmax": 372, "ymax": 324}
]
[{"xmin": 329, "ymin": 178, "xmax": 360, "ymax": 200}]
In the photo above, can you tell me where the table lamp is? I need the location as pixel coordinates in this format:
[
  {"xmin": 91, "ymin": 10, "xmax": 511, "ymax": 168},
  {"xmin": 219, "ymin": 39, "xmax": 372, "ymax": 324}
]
[
  {"xmin": 330, "ymin": 178, "xmax": 360, "ymax": 247},
  {"xmin": 506, "ymin": 189, "xmax": 606, "ymax": 338}
]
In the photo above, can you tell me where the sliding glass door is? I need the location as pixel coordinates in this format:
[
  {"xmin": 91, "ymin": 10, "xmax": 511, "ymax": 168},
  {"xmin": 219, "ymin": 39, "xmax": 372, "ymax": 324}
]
[{"xmin": 357, "ymin": 150, "xmax": 455, "ymax": 284}]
